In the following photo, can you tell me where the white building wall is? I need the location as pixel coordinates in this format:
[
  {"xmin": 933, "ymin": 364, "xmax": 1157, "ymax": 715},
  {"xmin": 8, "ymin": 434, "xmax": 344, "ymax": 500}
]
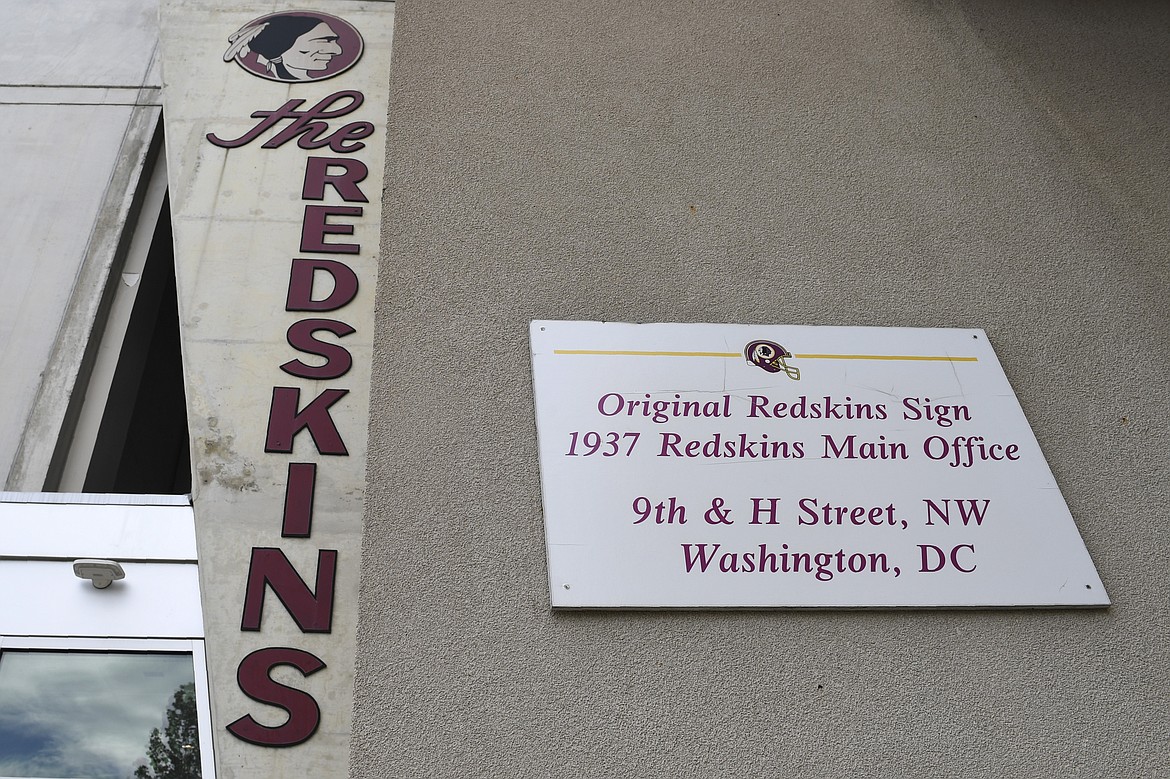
[{"xmin": 0, "ymin": 0, "xmax": 163, "ymax": 490}]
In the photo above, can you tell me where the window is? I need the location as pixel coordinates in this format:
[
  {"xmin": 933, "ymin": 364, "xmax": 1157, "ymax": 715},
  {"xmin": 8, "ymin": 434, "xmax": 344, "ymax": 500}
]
[
  {"xmin": 0, "ymin": 500, "xmax": 210, "ymax": 779},
  {"xmin": 0, "ymin": 638, "xmax": 214, "ymax": 779}
]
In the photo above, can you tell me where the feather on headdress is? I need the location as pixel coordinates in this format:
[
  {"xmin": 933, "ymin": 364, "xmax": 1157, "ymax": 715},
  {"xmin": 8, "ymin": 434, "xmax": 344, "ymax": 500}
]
[{"xmin": 223, "ymin": 22, "xmax": 269, "ymax": 62}]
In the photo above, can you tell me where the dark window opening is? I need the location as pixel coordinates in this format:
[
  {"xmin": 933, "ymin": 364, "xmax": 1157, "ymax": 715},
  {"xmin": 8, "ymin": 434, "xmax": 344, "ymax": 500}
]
[{"xmin": 84, "ymin": 197, "xmax": 191, "ymax": 495}]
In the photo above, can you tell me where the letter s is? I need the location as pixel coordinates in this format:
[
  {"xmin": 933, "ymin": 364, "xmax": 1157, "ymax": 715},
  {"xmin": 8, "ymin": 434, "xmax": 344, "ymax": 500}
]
[
  {"xmin": 226, "ymin": 647, "xmax": 326, "ymax": 747},
  {"xmin": 280, "ymin": 318, "xmax": 355, "ymax": 379}
]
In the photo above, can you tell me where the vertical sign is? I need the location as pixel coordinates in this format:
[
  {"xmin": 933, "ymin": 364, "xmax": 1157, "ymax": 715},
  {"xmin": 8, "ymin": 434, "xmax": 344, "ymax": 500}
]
[{"xmin": 160, "ymin": 2, "xmax": 393, "ymax": 775}]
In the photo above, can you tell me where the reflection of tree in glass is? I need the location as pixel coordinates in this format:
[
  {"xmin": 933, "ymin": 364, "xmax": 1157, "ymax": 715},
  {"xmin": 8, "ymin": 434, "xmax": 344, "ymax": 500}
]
[{"xmin": 134, "ymin": 682, "xmax": 201, "ymax": 779}]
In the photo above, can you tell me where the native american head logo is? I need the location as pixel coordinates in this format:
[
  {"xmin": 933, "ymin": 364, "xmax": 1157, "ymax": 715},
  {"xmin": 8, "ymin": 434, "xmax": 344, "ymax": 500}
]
[
  {"xmin": 223, "ymin": 11, "xmax": 364, "ymax": 83},
  {"xmin": 744, "ymin": 340, "xmax": 800, "ymax": 380}
]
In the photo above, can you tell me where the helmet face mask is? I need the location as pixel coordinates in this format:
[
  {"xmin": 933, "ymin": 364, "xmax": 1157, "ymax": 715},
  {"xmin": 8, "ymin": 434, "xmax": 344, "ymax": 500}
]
[
  {"xmin": 744, "ymin": 340, "xmax": 800, "ymax": 380},
  {"xmin": 777, "ymin": 356, "xmax": 800, "ymax": 381}
]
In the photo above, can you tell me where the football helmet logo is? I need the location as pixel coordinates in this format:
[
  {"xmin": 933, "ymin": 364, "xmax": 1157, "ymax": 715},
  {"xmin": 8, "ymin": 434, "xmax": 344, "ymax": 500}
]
[{"xmin": 744, "ymin": 340, "xmax": 800, "ymax": 380}]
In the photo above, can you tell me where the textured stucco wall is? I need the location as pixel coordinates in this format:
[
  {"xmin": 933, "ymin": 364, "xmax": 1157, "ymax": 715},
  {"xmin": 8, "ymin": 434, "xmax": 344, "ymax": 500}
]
[{"xmin": 355, "ymin": 1, "xmax": 1169, "ymax": 776}]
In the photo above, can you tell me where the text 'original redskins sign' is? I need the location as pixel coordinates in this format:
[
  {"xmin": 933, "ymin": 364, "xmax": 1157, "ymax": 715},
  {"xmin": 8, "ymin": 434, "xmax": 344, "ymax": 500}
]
[{"xmin": 209, "ymin": 10, "xmax": 369, "ymax": 748}]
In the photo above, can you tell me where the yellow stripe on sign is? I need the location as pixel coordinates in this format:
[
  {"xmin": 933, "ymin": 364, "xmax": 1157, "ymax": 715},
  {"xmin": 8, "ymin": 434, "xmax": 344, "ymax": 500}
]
[
  {"xmin": 553, "ymin": 349, "xmax": 740, "ymax": 357},
  {"xmin": 794, "ymin": 354, "xmax": 979, "ymax": 363},
  {"xmin": 552, "ymin": 349, "xmax": 978, "ymax": 363}
]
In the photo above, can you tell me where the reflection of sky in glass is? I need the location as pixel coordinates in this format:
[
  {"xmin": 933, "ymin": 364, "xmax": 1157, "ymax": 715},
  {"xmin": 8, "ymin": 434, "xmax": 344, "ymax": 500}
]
[{"xmin": 0, "ymin": 651, "xmax": 195, "ymax": 779}]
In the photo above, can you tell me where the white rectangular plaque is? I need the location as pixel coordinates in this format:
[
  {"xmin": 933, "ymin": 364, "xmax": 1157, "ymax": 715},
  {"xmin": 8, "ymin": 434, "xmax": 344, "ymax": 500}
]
[{"xmin": 530, "ymin": 321, "xmax": 1109, "ymax": 608}]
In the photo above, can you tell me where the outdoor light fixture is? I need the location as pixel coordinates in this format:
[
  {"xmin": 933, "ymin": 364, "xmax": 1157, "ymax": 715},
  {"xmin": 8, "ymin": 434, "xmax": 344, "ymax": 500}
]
[{"xmin": 73, "ymin": 559, "xmax": 126, "ymax": 589}]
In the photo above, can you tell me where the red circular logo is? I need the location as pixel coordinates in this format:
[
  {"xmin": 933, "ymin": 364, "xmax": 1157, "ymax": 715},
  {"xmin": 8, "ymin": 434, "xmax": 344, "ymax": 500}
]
[{"xmin": 223, "ymin": 10, "xmax": 363, "ymax": 83}]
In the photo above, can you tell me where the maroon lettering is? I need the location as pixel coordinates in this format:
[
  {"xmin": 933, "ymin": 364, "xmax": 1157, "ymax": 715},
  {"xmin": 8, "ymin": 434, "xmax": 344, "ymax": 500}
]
[
  {"xmin": 301, "ymin": 205, "xmax": 362, "ymax": 254},
  {"xmin": 280, "ymin": 319, "xmax": 355, "ymax": 380},
  {"xmin": 265, "ymin": 387, "xmax": 350, "ymax": 455},
  {"xmin": 206, "ymin": 91, "xmax": 370, "ymax": 152},
  {"xmin": 241, "ymin": 547, "xmax": 338, "ymax": 632},
  {"xmin": 207, "ymin": 99, "xmax": 305, "ymax": 148},
  {"xmin": 213, "ymin": 78, "xmax": 379, "ymax": 754},
  {"xmin": 282, "ymin": 463, "xmax": 317, "ymax": 538},
  {"xmin": 227, "ymin": 647, "xmax": 325, "ymax": 747},
  {"xmin": 285, "ymin": 259, "xmax": 359, "ymax": 312},
  {"xmin": 325, "ymin": 122, "xmax": 374, "ymax": 153},
  {"xmin": 302, "ymin": 157, "xmax": 369, "ymax": 203}
]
